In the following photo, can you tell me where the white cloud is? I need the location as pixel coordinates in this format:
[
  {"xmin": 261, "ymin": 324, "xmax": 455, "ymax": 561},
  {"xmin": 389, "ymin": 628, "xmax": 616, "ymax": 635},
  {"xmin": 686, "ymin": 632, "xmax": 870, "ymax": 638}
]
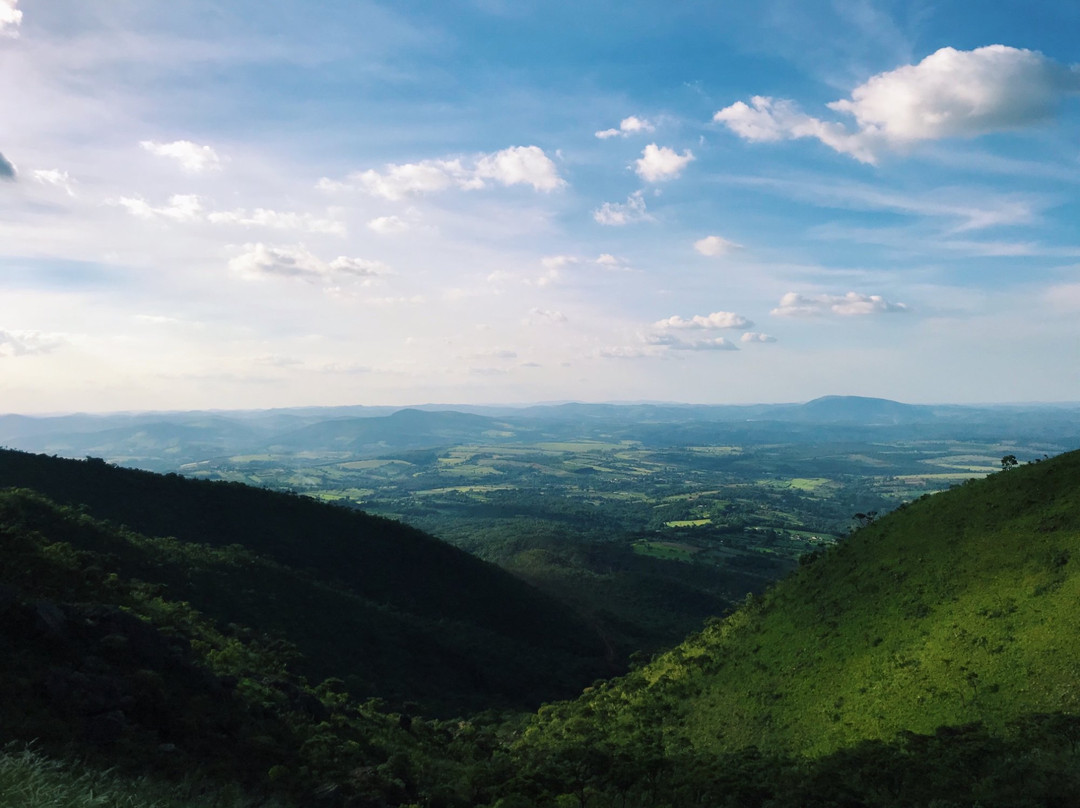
[
  {"xmin": 475, "ymin": 145, "xmax": 565, "ymax": 191},
  {"xmin": 771, "ymin": 291, "xmax": 909, "ymax": 317},
  {"xmin": 0, "ymin": 329, "xmax": 64, "ymax": 357},
  {"xmin": 208, "ymin": 208, "xmax": 345, "ymax": 235},
  {"xmin": 115, "ymin": 196, "xmax": 344, "ymax": 234},
  {"xmin": 694, "ymin": 235, "xmax": 742, "ymax": 256},
  {"xmin": 598, "ymin": 345, "xmax": 664, "ymax": 359},
  {"xmin": 117, "ymin": 194, "xmax": 204, "ymax": 222},
  {"xmin": 595, "ymin": 115, "xmax": 656, "ymax": 139},
  {"xmin": 541, "ymin": 254, "xmax": 578, "ymax": 269},
  {"xmin": 140, "ymin": 140, "xmax": 222, "ymax": 173},
  {"xmin": 654, "ymin": 311, "xmax": 753, "ymax": 330},
  {"xmin": 593, "ymin": 191, "xmax": 651, "ymax": 226},
  {"xmin": 0, "ymin": 1, "xmax": 21, "ymax": 36},
  {"xmin": 525, "ymin": 308, "xmax": 568, "ymax": 325},
  {"xmin": 367, "ymin": 215, "xmax": 409, "ymax": 234},
  {"xmin": 649, "ymin": 333, "xmax": 739, "ymax": 351},
  {"xmin": 353, "ymin": 159, "xmax": 468, "ymax": 199},
  {"xmin": 32, "ymin": 169, "xmax": 77, "ymax": 196},
  {"xmin": 595, "ymin": 253, "xmax": 619, "ymax": 267},
  {"xmin": 229, "ymin": 243, "xmax": 386, "ymax": 284},
  {"xmin": 715, "ymin": 46, "xmax": 1080, "ymax": 164},
  {"xmin": 829, "ymin": 45, "xmax": 1079, "ymax": 143},
  {"xmin": 714, "ymin": 97, "xmax": 877, "ymax": 163},
  {"xmin": 634, "ymin": 143, "xmax": 695, "ymax": 181},
  {"xmin": 326, "ymin": 146, "xmax": 563, "ymax": 200},
  {"xmin": 740, "ymin": 332, "xmax": 778, "ymax": 343}
]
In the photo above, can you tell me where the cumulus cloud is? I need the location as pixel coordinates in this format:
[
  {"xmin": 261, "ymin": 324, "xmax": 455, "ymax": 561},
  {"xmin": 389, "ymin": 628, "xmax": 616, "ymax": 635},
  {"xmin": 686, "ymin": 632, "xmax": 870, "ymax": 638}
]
[
  {"xmin": 715, "ymin": 46, "xmax": 1080, "ymax": 164},
  {"xmin": 593, "ymin": 191, "xmax": 651, "ymax": 226},
  {"xmin": 208, "ymin": 208, "xmax": 345, "ymax": 235},
  {"xmin": 32, "ymin": 169, "xmax": 77, "ymax": 196},
  {"xmin": 654, "ymin": 311, "xmax": 753, "ymax": 330},
  {"xmin": 367, "ymin": 215, "xmax": 410, "ymax": 234},
  {"xmin": 140, "ymin": 140, "xmax": 222, "ymax": 173},
  {"xmin": 324, "ymin": 146, "xmax": 563, "ymax": 200},
  {"xmin": 475, "ymin": 145, "xmax": 565, "ymax": 191},
  {"xmin": 0, "ymin": 329, "xmax": 64, "ymax": 357},
  {"xmin": 771, "ymin": 291, "xmax": 909, "ymax": 317},
  {"xmin": 694, "ymin": 235, "xmax": 742, "ymax": 256},
  {"xmin": 605, "ymin": 310, "xmax": 753, "ymax": 357},
  {"xmin": 0, "ymin": 1, "xmax": 22, "ymax": 36},
  {"xmin": 350, "ymin": 158, "xmax": 469, "ymax": 199},
  {"xmin": 741, "ymin": 332, "xmax": 778, "ymax": 344},
  {"xmin": 635, "ymin": 143, "xmax": 695, "ymax": 181},
  {"xmin": 229, "ymin": 243, "xmax": 386, "ymax": 284},
  {"xmin": 595, "ymin": 115, "xmax": 656, "ymax": 139},
  {"xmin": 0, "ymin": 152, "xmax": 15, "ymax": 180}
]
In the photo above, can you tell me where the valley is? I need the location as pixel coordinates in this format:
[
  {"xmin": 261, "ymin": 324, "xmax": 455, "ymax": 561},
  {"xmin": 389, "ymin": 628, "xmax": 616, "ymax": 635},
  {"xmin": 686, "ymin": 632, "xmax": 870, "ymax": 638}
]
[{"xmin": 3, "ymin": 398, "xmax": 1080, "ymax": 807}]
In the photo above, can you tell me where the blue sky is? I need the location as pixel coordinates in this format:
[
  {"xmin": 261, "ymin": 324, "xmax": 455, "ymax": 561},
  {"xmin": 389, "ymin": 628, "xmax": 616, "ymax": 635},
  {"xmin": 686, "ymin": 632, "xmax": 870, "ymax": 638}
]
[{"xmin": 1, "ymin": 0, "xmax": 1078, "ymax": 412}]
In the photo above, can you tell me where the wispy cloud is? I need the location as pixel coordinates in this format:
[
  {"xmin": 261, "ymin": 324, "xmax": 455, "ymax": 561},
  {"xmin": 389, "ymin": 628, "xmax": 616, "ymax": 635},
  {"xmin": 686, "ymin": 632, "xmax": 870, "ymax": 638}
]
[
  {"xmin": 32, "ymin": 169, "xmax": 77, "ymax": 196},
  {"xmin": 730, "ymin": 174, "xmax": 1044, "ymax": 232},
  {"xmin": 208, "ymin": 208, "xmax": 346, "ymax": 236},
  {"xmin": 0, "ymin": 329, "xmax": 65, "ymax": 357},
  {"xmin": 694, "ymin": 235, "xmax": 742, "ymax": 256},
  {"xmin": 593, "ymin": 190, "xmax": 651, "ymax": 226}
]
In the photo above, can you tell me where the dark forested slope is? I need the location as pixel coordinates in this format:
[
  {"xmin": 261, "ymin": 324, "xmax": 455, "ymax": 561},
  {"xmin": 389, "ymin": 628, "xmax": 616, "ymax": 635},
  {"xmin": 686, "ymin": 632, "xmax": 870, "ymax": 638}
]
[{"xmin": 0, "ymin": 449, "xmax": 610, "ymax": 714}]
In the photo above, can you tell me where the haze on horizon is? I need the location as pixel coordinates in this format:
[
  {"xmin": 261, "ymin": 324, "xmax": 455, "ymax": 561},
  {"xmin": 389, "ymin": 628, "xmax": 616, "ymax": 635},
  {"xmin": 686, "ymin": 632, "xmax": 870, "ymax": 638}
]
[{"xmin": 1, "ymin": 0, "xmax": 1079, "ymax": 415}]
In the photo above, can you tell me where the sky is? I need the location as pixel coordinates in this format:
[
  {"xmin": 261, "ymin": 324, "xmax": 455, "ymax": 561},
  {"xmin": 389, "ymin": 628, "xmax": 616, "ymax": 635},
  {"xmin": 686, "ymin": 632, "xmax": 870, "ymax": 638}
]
[{"xmin": 1, "ymin": 0, "xmax": 1079, "ymax": 413}]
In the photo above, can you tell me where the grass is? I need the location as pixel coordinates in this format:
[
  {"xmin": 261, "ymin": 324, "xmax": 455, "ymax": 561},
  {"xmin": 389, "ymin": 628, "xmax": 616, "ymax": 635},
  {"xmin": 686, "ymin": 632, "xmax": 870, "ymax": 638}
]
[
  {"xmin": 0, "ymin": 748, "xmax": 279, "ymax": 808},
  {"xmin": 664, "ymin": 518, "xmax": 713, "ymax": 528}
]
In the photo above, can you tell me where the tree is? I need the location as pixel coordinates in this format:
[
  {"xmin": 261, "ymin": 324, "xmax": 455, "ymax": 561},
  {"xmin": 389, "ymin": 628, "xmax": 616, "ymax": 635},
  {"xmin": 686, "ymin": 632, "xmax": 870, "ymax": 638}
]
[{"xmin": 1001, "ymin": 455, "xmax": 1018, "ymax": 471}]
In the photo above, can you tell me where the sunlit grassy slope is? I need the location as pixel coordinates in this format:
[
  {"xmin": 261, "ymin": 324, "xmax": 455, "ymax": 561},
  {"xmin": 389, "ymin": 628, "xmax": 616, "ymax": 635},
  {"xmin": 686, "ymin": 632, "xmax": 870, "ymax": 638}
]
[{"xmin": 529, "ymin": 449, "xmax": 1080, "ymax": 756}]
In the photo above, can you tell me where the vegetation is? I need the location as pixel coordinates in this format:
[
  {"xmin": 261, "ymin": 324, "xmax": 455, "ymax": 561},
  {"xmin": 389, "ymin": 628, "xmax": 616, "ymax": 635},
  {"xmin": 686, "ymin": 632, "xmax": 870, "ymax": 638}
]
[
  {"xmin": 5, "ymin": 438, "xmax": 1080, "ymax": 806},
  {"xmin": 0, "ymin": 449, "xmax": 610, "ymax": 716}
]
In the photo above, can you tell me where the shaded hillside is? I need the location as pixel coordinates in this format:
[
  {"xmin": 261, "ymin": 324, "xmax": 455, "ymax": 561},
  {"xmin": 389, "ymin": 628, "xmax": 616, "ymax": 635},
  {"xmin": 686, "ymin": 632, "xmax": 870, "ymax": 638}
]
[
  {"xmin": 520, "ymin": 449, "xmax": 1080, "ymax": 759},
  {"xmin": 0, "ymin": 449, "xmax": 610, "ymax": 714},
  {"xmin": 0, "ymin": 489, "xmax": 476, "ymax": 804}
]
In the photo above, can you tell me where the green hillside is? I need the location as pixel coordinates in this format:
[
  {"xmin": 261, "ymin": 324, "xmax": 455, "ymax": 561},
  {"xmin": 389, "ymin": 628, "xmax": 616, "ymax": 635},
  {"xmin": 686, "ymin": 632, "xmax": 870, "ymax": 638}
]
[
  {"xmin": 520, "ymin": 449, "xmax": 1080, "ymax": 762},
  {"xmin": 0, "ymin": 449, "xmax": 610, "ymax": 715}
]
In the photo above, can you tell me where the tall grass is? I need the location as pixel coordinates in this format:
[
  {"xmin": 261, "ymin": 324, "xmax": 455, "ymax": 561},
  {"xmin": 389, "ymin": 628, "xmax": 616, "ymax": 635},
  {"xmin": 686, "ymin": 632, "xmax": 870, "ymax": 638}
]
[{"xmin": 0, "ymin": 747, "xmax": 284, "ymax": 808}]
